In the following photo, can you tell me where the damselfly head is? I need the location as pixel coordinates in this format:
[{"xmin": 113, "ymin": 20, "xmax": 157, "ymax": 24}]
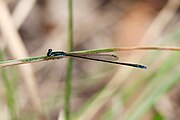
[{"xmin": 47, "ymin": 49, "xmax": 53, "ymax": 56}]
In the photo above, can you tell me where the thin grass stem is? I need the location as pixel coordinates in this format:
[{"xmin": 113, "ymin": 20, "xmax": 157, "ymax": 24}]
[
  {"xmin": 65, "ymin": 0, "xmax": 74, "ymax": 119},
  {"xmin": 0, "ymin": 47, "xmax": 179, "ymax": 68},
  {"xmin": 0, "ymin": 51, "xmax": 18, "ymax": 120}
]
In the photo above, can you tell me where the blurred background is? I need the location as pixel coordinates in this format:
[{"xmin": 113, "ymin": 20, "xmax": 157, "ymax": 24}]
[{"xmin": 0, "ymin": 0, "xmax": 180, "ymax": 120}]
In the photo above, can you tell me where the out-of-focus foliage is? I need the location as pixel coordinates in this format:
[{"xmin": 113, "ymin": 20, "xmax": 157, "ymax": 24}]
[{"xmin": 0, "ymin": 0, "xmax": 180, "ymax": 120}]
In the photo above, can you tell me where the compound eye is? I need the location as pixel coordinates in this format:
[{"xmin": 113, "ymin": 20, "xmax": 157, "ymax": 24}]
[{"xmin": 47, "ymin": 49, "xmax": 53, "ymax": 56}]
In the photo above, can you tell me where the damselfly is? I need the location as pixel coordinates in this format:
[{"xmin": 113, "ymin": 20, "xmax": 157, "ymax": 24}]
[{"xmin": 47, "ymin": 49, "xmax": 147, "ymax": 69}]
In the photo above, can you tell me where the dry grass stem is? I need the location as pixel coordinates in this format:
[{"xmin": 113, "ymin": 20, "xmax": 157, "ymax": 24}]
[{"xmin": 0, "ymin": 0, "xmax": 43, "ymax": 114}]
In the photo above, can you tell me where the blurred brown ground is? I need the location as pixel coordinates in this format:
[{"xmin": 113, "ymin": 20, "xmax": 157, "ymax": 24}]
[{"xmin": 1, "ymin": 0, "xmax": 180, "ymax": 120}]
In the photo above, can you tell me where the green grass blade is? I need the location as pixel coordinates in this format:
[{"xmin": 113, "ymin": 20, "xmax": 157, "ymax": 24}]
[
  {"xmin": 0, "ymin": 51, "xmax": 18, "ymax": 120},
  {"xmin": 65, "ymin": 0, "xmax": 74, "ymax": 119},
  {"xmin": 69, "ymin": 47, "xmax": 180, "ymax": 54},
  {"xmin": 124, "ymin": 52, "xmax": 180, "ymax": 120}
]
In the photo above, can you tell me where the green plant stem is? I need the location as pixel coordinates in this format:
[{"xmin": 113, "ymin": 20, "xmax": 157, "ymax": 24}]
[
  {"xmin": 70, "ymin": 46, "xmax": 180, "ymax": 54},
  {"xmin": 0, "ymin": 51, "xmax": 18, "ymax": 120},
  {"xmin": 65, "ymin": 58, "xmax": 73, "ymax": 120},
  {"xmin": 0, "ymin": 47, "xmax": 180, "ymax": 68},
  {"xmin": 65, "ymin": 0, "xmax": 74, "ymax": 120},
  {"xmin": 124, "ymin": 52, "xmax": 180, "ymax": 120}
]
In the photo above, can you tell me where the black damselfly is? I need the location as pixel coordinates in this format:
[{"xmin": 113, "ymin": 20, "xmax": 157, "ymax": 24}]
[{"xmin": 47, "ymin": 49, "xmax": 147, "ymax": 69}]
